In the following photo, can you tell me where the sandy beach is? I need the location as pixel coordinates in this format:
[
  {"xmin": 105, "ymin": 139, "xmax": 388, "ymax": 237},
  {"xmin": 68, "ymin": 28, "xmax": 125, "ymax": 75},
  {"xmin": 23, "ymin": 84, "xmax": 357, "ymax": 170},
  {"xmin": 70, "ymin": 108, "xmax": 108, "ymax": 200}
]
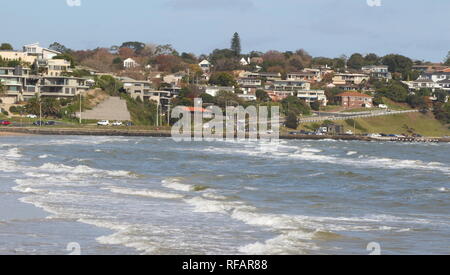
[{"xmin": 0, "ymin": 131, "xmax": 34, "ymax": 137}]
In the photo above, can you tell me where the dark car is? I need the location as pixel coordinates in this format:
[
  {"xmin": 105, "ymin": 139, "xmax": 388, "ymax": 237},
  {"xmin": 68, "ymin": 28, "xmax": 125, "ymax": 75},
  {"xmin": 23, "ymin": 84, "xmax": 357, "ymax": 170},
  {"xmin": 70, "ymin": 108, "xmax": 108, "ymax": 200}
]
[
  {"xmin": 33, "ymin": 121, "xmax": 45, "ymax": 126},
  {"xmin": 0, "ymin": 120, "xmax": 11, "ymax": 126},
  {"xmin": 45, "ymin": 121, "xmax": 56, "ymax": 126},
  {"xmin": 125, "ymin": 122, "xmax": 134, "ymax": 127}
]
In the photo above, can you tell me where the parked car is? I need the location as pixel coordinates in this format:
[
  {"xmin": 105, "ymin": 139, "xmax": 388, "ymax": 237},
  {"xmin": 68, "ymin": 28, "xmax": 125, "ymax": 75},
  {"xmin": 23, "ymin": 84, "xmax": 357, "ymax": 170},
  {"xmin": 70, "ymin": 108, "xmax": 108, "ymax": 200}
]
[
  {"xmin": 45, "ymin": 121, "xmax": 56, "ymax": 126},
  {"xmin": 26, "ymin": 114, "xmax": 38, "ymax": 119},
  {"xmin": 33, "ymin": 121, "xmax": 45, "ymax": 126},
  {"xmin": 112, "ymin": 121, "xmax": 123, "ymax": 126},
  {"xmin": 97, "ymin": 120, "xmax": 110, "ymax": 126},
  {"xmin": 0, "ymin": 120, "xmax": 11, "ymax": 126},
  {"xmin": 125, "ymin": 122, "xmax": 134, "ymax": 127}
]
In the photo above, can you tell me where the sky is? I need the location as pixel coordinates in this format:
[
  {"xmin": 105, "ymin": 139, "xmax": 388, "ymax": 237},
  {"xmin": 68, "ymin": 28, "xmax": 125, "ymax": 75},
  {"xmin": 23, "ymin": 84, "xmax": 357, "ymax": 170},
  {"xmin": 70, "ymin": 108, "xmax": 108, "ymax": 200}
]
[{"xmin": 0, "ymin": 0, "xmax": 449, "ymax": 62}]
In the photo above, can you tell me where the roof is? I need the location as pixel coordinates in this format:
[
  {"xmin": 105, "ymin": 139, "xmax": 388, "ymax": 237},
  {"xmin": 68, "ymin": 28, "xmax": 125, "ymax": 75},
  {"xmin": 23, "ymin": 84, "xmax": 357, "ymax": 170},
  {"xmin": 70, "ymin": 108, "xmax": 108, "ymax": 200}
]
[
  {"xmin": 181, "ymin": 107, "xmax": 212, "ymax": 113},
  {"xmin": 336, "ymin": 91, "xmax": 373, "ymax": 98}
]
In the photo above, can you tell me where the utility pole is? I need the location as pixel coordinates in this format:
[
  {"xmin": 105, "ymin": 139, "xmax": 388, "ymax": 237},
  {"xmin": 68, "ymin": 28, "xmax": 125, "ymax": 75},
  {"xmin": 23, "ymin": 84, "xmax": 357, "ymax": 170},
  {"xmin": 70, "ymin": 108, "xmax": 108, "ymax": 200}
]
[
  {"xmin": 156, "ymin": 100, "xmax": 159, "ymax": 127},
  {"xmin": 39, "ymin": 95, "xmax": 42, "ymax": 127},
  {"xmin": 79, "ymin": 92, "xmax": 82, "ymax": 125}
]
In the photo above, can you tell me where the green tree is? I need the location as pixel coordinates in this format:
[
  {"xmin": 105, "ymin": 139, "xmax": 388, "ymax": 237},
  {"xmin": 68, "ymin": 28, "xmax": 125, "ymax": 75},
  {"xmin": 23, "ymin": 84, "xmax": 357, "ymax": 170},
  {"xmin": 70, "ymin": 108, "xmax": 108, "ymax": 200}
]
[
  {"xmin": 382, "ymin": 54, "xmax": 413, "ymax": 79},
  {"xmin": 42, "ymin": 97, "xmax": 62, "ymax": 117},
  {"xmin": 255, "ymin": 90, "xmax": 271, "ymax": 102},
  {"xmin": 0, "ymin": 43, "xmax": 13, "ymax": 50},
  {"xmin": 49, "ymin": 42, "xmax": 71, "ymax": 53},
  {"xmin": 0, "ymin": 81, "xmax": 6, "ymax": 97},
  {"xmin": 120, "ymin": 41, "xmax": 146, "ymax": 54},
  {"xmin": 376, "ymin": 81, "xmax": 409, "ymax": 102},
  {"xmin": 444, "ymin": 51, "xmax": 450, "ymax": 66},
  {"xmin": 281, "ymin": 96, "xmax": 311, "ymax": 116},
  {"xmin": 215, "ymin": 91, "xmax": 242, "ymax": 108},
  {"xmin": 209, "ymin": 72, "xmax": 236, "ymax": 87},
  {"xmin": 95, "ymin": 75, "xmax": 123, "ymax": 95},
  {"xmin": 231, "ymin": 32, "xmax": 241, "ymax": 57},
  {"xmin": 347, "ymin": 53, "xmax": 365, "ymax": 70},
  {"xmin": 285, "ymin": 111, "xmax": 299, "ymax": 129},
  {"xmin": 310, "ymin": 100, "xmax": 321, "ymax": 111}
]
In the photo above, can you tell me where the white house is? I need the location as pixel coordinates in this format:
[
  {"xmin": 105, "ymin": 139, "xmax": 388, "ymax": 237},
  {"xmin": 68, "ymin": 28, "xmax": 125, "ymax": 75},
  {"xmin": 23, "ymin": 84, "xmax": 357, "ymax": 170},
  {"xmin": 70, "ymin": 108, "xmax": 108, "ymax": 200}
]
[
  {"xmin": 123, "ymin": 58, "xmax": 139, "ymax": 69},
  {"xmin": 198, "ymin": 60, "xmax": 211, "ymax": 73},
  {"xmin": 23, "ymin": 43, "xmax": 60, "ymax": 60},
  {"xmin": 240, "ymin": 58, "xmax": 250, "ymax": 66}
]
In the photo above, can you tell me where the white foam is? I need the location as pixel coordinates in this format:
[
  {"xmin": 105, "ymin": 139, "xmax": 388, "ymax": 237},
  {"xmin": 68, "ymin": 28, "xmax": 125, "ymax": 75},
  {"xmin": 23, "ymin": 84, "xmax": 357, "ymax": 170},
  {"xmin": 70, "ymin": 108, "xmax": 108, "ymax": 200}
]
[
  {"xmin": 239, "ymin": 231, "xmax": 319, "ymax": 255},
  {"xmin": 105, "ymin": 187, "xmax": 184, "ymax": 200},
  {"xmin": 5, "ymin": 148, "xmax": 23, "ymax": 159},
  {"xmin": 162, "ymin": 179, "xmax": 193, "ymax": 192},
  {"xmin": 347, "ymin": 151, "xmax": 358, "ymax": 156}
]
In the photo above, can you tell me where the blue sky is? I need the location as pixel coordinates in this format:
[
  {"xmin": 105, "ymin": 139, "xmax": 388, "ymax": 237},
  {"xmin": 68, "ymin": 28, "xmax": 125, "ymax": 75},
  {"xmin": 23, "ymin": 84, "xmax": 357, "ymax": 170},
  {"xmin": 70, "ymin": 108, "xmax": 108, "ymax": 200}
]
[{"xmin": 1, "ymin": 0, "xmax": 449, "ymax": 62}]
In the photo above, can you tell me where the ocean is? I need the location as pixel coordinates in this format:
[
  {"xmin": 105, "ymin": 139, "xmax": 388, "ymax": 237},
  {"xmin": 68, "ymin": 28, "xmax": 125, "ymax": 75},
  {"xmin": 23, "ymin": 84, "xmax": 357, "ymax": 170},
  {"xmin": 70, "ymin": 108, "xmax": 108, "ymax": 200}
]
[{"xmin": 0, "ymin": 136, "xmax": 449, "ymax": 255}]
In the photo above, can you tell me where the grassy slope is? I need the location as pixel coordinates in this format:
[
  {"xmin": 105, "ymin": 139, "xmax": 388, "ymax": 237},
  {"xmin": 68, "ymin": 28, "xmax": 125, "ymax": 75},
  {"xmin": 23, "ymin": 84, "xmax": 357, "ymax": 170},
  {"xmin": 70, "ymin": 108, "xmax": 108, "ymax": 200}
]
[{"xmin": 299, "ymin": 112, "xmax": 450, "ymax": 137}]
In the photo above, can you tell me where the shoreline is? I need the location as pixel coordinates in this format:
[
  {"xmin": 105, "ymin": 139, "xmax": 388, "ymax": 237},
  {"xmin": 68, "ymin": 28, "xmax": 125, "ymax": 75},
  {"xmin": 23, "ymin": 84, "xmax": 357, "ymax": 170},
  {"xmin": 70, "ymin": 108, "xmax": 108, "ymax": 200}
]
[{"xmin": 0, "ymin": 127, "xmax": 448, "ymax": 143}]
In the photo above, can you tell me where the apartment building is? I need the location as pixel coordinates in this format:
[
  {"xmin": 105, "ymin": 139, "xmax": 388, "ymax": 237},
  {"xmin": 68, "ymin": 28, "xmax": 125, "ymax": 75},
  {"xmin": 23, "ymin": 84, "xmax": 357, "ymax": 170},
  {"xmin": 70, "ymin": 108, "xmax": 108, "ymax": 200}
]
[
  {"xmin": 121, "ymin": 78, "xmax": 171, "ymax": 108},
  {"xmin": 361, "ymin": 65, "xmax": 392, "ymax": 80},
  {"xmin": 332, "ymin": 73, "xmax": 370, "ymax": 85},
  {"xmin": 297, "ymin": 90, "xmax": 328, "ymax": 106},
  {"xmin": 272, "ymin": 80, "xmax": 311, "ymax": 91},
  {"xmin": 0, "ymin": 66, "xmax": 88, "ymax": 103}
]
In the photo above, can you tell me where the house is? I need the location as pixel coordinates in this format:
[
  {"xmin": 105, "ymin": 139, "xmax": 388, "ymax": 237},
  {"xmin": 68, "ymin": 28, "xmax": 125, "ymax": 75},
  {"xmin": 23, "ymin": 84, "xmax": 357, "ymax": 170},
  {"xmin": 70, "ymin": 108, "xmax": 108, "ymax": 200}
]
[
  {"xmin": 123, "ymin": 58, "xmax": 139, "ymax": 69},
  {"xmin": 237, "ymin": 94, "xmax": 257, "ymax": 101},
  {"xmin": 324, "ymin": 124, "xmax": 344, "ymax": 135},
  {"xmin": 336, "ymin": 91, "xmax": 373, "ymax": 108},
  {"xmin": 121, "ymin": 78, "xmax": 171, "ymax": 107},
  {"xmin": 240, "ymin": 58, "xmax": 250, "ymax": 66},
  {"xmin": 198, "ymin": 60, "xmax": 211, "ymax": 73},
  {"xmin": 0, "ymin": 51, "xmax": 37, "ymax": 65},
  {"xmin": 297, "ymin": 90, "xmax": 327, "ymax": 106},
  {"xmin": 332, "ymin": 73, "xmax": 369, "ymax": 85},
  {"xmin": 181, "ymin": 106, "xmax": 213, "ymax": 119},
  {"xmin": 45, "ymin": 59, "xmax": 72, "ymax": 76},
  {"xmin": 237, "ymin": 77, "xmax": 262, "ymax": 94},
  {"xmin": 287, "ymin": 71, "xmax": 319, "ymax": 82},
  {"xmin": 273, "ymin": 80, "xmax": 311, "ymax": 91},
  {"xmin": 203, "ymin": 85, "xmax": 235, "ymax": 97},
  {"xmin": 361, "ymin": 65, "xmax": 392, "ymax": 80},
  {"xmin": 403, "ymin": 71, "xmax": 450, "ymax": 91},
  {"xmin": 163, "ymin": 72, "xmax": 185, "ymax": 86},
  {"xmin": 23, "ymin": 43, "xmax": 60, "ymax": 60}
]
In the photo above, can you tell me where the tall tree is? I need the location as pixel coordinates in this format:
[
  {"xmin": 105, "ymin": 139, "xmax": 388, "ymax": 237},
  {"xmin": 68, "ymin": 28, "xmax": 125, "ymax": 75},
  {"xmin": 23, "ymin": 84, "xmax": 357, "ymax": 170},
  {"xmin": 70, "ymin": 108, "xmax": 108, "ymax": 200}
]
[
  {"xmin": 444, "ymin": 51, "xmax": 450, "ymax": 66},
  {"xmin": 231, "ymin": 32, "xmax": 241, "ymax": 57},
  {"xmin": 49, "ymin": 42, "xmax": 71, "ymax": 53},
  {"xmin": 0, "ymin": 43, "xmax": 13, "ymax": 50}
]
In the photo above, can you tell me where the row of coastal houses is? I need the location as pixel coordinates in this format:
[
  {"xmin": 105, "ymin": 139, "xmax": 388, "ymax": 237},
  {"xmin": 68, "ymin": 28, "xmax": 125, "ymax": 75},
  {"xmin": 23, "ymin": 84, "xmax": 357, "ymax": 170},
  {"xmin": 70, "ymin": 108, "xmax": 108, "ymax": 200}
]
[
  {"xmin": 194, "ymin": 60, "xmax": 386, "ymax": 108},
  {"xmin": 0, "ymin": 43, "xmax": 90, "ymax": 104}
]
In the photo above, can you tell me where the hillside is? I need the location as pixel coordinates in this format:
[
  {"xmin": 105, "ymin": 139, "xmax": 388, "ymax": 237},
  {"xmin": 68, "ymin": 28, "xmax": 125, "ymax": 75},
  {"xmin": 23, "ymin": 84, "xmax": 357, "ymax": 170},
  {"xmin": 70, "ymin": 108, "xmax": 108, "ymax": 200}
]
[{"xmin": 299, "ymin": 112, "xmax": 450, "ymax": 137}]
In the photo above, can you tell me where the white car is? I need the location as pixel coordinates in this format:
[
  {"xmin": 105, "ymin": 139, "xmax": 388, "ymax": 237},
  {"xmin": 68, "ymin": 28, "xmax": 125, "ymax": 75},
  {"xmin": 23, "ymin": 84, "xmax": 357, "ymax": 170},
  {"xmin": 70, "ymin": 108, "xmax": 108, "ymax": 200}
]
[
  {"xmin": 26, "ymin": 114, "xmax": 38, "ymax": 119},
  {"xmin": 97, "ymin": 120, "xmax": 110, "ymax": 126},
  {"xmin": 369, "ymin": 133, "xmax": 382, "ymax": 138},
  {"xmin": 112, "ymin": 121, "xmax": 123, "ymax": 126}
]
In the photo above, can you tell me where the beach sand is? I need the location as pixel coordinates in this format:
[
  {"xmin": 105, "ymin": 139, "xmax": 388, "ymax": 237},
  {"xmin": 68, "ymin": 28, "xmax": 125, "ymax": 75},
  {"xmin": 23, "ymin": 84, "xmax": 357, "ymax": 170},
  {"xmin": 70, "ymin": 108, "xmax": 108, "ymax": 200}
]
[{"xmin": 0, "ymin": 131, "xmax": 33, "ymax": 137}]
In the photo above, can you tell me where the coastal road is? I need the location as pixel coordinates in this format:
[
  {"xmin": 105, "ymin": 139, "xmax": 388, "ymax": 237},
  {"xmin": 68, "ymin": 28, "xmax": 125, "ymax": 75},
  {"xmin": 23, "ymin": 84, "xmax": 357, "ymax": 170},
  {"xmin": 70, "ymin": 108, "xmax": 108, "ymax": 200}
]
[{"xmin": 300, "ymin": 109, "xmax": 418, "ymax": 123}]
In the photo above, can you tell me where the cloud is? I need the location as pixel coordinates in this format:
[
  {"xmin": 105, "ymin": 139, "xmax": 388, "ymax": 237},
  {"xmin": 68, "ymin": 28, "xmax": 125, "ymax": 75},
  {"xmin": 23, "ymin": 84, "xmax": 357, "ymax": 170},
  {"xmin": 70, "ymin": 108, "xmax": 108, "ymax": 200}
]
[{"xmin": 166, "ymin": 0, "xmax": 255, "ymax": 12}]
